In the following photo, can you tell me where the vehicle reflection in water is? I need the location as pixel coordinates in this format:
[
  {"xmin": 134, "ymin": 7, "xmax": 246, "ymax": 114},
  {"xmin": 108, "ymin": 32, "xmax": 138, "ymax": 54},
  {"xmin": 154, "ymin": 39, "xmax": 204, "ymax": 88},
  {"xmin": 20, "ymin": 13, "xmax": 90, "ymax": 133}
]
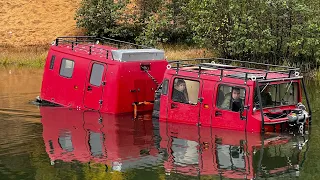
[
  {"xmin": 40, "ymin": 107, "xmax": 309, "ymax": 179},
  {"xmin": 40, "ymin": 107, "xmax": 161, "ymax": 172},
  {"xmin": 156, "ymin": 120, "xmax": 309, "ymax": 179}
]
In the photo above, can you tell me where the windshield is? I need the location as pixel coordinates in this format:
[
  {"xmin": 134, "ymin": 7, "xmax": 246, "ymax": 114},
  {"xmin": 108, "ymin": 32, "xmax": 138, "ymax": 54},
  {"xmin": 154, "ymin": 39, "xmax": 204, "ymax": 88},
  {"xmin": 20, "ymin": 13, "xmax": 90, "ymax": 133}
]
[{"xmin": 254, "ymin": 82, "xmax": 299, "ymax": 108}]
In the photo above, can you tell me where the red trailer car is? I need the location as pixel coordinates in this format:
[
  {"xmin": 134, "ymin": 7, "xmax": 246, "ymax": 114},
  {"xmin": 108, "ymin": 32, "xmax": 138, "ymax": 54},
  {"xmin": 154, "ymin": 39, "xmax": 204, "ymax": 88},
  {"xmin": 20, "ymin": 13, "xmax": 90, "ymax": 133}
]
[{"xmin": 39, "ymin": 36, "xmax": 168, "ymax": 114}]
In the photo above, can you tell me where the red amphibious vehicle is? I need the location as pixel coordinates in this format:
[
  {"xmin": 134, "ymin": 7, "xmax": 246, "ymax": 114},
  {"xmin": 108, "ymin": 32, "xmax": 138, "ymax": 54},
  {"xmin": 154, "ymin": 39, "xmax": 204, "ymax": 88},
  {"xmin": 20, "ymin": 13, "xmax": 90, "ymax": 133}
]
[
  {"xmin": 38, "ymin": 36, "xmax": 311, "ymax": 133},
  {"xmin": 154, "ymin": 58, "xmax": 312, "ymax": 133}
]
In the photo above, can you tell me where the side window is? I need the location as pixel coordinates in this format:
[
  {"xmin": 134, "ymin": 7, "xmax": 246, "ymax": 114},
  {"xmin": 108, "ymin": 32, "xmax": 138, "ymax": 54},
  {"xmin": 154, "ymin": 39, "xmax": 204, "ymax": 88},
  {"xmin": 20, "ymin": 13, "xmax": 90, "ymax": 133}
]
[
  {"xmin": 171, "ymin": 78, "xmax": 199, "ymax": 104},
  {"xmin": 60, "ymin": 59, "xmax": 74, "ymax": 78},
  {"xmin": 161, "ymin": 79, "xmax": 169, "ymax": 95},
  {"xmin": 217, "ymin": 85, "xmax": 245, "ymax": 112},
  {"xmin": 49, "ymin": 55, "xmax": 55, "ymax": 70},
  {"xmin": 89, "ymin": 63, "xmax": 104, "ymax": 86}
]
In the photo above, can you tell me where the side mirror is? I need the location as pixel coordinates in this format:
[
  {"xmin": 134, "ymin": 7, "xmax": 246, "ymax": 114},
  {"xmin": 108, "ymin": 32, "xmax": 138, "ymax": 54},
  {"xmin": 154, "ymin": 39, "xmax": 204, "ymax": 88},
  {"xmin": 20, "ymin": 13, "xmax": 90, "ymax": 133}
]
[
  {"xmin": 254, "ymin": 102, "xmax": 260, "ymax": 109},
  {"xmin": 240, "ymin": 105, "xmax": 248, "ymax": 120}
]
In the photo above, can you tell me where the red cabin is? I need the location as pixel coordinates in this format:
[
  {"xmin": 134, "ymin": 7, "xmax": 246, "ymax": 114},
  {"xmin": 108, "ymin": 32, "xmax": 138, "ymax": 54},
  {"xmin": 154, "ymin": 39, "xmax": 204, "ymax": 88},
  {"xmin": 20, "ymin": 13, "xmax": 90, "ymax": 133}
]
[
  {"xmin": 158, "ymin": 121, "xmax": 308, "ymax": 179},
  {"xmin": 39, "ymin": 36, "xmax": 168, "ymax": 114},
  {"xmin": 155, "ymin": 58, "xmax": 312, "ymax": 133}
]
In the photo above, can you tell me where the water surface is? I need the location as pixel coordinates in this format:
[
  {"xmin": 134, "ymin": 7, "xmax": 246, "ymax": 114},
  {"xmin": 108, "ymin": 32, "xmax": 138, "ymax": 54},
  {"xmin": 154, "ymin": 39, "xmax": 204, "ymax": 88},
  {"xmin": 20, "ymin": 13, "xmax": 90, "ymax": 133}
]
[{"xmin": 0, "ymin": 67, "xmax": 317, "ymax": 179}]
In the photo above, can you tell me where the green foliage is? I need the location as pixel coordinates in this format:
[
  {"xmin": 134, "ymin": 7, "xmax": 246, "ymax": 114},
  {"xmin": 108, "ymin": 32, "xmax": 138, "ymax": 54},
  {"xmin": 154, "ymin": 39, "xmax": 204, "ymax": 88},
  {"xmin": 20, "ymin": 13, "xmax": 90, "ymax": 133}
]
[
  {"xmin": 186, "ymin": 0, "xmax": 320, "ymax": 67},
  {"xmin": 135, "ymin": 11, "xmax": 169, "ymax": 46},
  {"xmin": 75, "ymin": 0, "xmax": 132, "ymax": 39},
  {"xmin": 75, "ymin": 0, "xmax": 320, "ymax": 68},
  {"xmin": 134, "ymin": 0, "xmax": 163, "ymax": 23},
  {"xmin": 135, "ymin": 0, "xmax": 193, "ymax": 46}
]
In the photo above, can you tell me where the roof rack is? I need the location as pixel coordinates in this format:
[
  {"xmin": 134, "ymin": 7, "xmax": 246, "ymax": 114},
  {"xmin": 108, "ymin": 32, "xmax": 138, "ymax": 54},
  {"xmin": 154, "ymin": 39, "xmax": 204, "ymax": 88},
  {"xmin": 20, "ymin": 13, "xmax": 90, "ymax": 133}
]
[
  {"xmin": 53, "ymin": 36, "xmax": 153, "ymax": 60},
  {"xmin": 168, "ymin": 57, "xmax": 301, "ymax": 83}
]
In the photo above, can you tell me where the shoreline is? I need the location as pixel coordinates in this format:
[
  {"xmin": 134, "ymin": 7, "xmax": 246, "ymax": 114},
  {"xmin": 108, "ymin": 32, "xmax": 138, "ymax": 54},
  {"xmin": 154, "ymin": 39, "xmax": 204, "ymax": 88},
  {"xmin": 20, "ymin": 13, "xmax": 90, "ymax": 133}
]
[
  {"xmin": 0, "ymin": 44, "xmax": 211, "ymax": 68},
  {"xmin": 0, "ymin": 45, "xmax": 49, "ymax": 68},
  {"xmin": 1, "ymin": 44, "xmax": 317, "ymax": 78}
]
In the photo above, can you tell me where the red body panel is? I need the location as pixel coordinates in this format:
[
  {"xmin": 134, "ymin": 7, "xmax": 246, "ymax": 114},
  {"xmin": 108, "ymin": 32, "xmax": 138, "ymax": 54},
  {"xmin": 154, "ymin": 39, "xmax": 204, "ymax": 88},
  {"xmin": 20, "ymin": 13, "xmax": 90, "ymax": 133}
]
[{"xmin": 40, "ymin": 45, "xmax": 168, "ymax": 114}]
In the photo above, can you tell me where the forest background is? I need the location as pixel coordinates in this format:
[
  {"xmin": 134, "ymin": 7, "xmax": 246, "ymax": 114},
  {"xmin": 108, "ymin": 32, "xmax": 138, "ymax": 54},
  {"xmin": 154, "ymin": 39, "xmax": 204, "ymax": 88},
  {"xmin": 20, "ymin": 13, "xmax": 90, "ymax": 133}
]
[{"xmin": 1, "ymin": 0, "xmax": 320, "ymax": 71}]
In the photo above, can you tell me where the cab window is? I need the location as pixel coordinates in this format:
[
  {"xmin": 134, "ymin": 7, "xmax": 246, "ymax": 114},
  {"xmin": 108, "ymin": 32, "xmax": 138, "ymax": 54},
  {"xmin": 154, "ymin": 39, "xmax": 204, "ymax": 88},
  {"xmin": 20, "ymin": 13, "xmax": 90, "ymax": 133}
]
[
  {"xmin": 161, "ymin": 79, "xmax": 169, "ymax": 95},
  {"xmin": 216, "ymin": 85, "xmax": 245, "ymax": 112},
  {"xmin": 254, "ymin": 82, "xmax": 299, "ymax": 108},
  {"xmin": 171, "ymin": 78, "xmax": 200, "ymax": 104}
]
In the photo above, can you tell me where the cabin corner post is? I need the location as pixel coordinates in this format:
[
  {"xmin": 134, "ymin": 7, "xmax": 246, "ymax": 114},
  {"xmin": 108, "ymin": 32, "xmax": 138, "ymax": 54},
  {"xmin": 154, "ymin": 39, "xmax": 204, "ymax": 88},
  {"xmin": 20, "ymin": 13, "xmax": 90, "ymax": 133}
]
[
  {"xmin": 301, "ymin": 78, "xmax": 312, "ymax": 124},
  {"xmin": 256, "ymin": 81, "xmax": 265, "ymax": 133}
]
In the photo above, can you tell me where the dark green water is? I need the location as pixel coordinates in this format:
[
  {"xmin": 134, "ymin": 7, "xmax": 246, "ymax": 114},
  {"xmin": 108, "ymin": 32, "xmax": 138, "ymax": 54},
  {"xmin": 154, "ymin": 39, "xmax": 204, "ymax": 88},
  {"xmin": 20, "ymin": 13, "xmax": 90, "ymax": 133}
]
[{"xmin": 0, "ymin": 67, "xmax": 318, "ymax": 180}]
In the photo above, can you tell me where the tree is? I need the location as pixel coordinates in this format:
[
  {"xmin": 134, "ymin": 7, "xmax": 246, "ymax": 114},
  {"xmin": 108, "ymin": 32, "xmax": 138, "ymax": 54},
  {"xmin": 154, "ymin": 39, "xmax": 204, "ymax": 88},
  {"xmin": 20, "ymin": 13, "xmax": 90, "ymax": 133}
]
[
  {"xmin": 136, "ymin": 0, "xmax": 192, "ymax": 46},
  {"xmin": 186, "ymin": 0, "xmax": 320, "ymax": 67},
  {"xmin": 75, "ymin": 0, "xmax": 131, "ymax": 39}
]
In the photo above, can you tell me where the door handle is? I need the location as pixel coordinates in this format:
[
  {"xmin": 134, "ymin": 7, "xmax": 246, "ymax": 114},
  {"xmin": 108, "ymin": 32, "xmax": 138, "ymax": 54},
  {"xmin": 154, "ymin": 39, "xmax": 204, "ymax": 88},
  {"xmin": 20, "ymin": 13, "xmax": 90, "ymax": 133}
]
[
  {"xmin": 171, "ymin": 103, "xmax": 178, "ymax": 109},
  {"xmin": 87, "ymin": 86, "xmax": 92, "ymax": 91},
  {"xmin": 215, "ymin": 111, "xmax": 222, "ymax": 116}
]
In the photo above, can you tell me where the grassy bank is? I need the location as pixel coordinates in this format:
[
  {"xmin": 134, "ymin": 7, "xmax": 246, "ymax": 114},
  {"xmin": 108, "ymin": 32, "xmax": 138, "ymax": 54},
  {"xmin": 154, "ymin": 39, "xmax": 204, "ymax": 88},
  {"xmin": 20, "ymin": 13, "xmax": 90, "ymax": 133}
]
[
  {"xmin": 0, "ymin": 45, "xmax": 49, "ymax": 68},
  {"xmin": 158, "ymin": 44, "xmax": 213, "ymax": 60},
  {"xmin": 0, "ymin": 44, "xmax": 213, "ymax": 68}
]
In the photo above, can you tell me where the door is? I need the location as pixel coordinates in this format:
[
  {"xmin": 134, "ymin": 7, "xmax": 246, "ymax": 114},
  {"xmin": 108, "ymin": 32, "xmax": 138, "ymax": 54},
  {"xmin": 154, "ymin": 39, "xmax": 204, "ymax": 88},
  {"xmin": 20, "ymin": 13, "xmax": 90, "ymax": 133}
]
[
  {"xmin": 212, "ymin": 83, "xmax": 250, "ymax": 131},
  {"xmin": 84, "ymin": 62, "xmax": 107, "ymax": 110},
  {"xmin": 167, "ymin": 77, "xmax": 202, "ymax": 125}
]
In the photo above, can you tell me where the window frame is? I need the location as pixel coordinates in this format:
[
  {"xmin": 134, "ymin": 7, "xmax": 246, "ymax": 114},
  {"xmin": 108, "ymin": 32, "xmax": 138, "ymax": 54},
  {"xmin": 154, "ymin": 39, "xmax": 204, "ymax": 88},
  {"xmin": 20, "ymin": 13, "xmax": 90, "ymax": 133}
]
[
  {"xmin": 59, "ymin": 58, "xmax": 75, "ymax": 78},
  {"xmin": 89, "ymin": 63, "xmax": 105, "ymax": 87},
  {"xmin": 49, "ymin": 55, "xmax": 56, "ymax": 70},
  {"xmin": 161, "ymin": 79, "xmax": 169, "ymax": 95},
  {"xmin": 171, "ymin": 77, "xmax": 200, "ymax": 105},
  {"xmin": 216, "ymin": 84, "xmax": 246, "ymax": 111},
  {"xmin": 254, "ymin": 81, "xmax": 299, "ymax": 108}
]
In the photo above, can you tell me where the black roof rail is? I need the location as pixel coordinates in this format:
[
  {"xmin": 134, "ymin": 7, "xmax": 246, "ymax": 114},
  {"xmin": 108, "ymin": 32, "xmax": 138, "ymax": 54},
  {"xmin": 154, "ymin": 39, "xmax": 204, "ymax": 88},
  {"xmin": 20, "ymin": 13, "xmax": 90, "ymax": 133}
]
[
  {"xmin": 167, "ymin": 57, "xmax": 302, "ymax": 83},
  {"xmin": 55, "ymin": 36, "xmax": 153, "ymax": 49},
  {"xmin": 53, "ymin": 36, "xmax": 154, "ymax": 59}
]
